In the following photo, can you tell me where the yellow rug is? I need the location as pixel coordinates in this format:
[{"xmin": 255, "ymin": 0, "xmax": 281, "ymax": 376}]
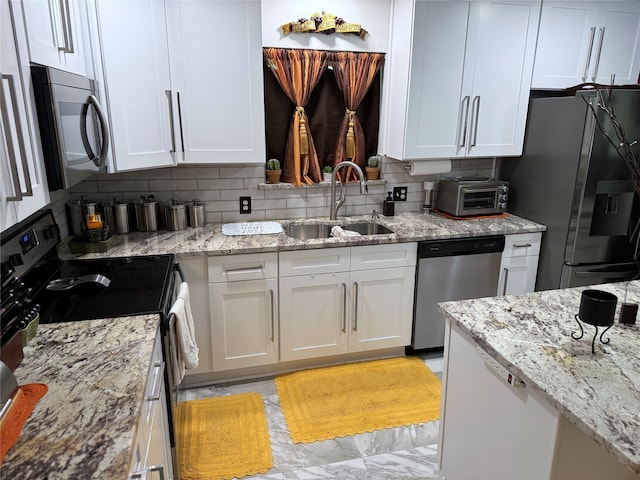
[
  {"xmin": 176, "ymin": 392, "xmax": 273, "ymax": 480},
  {"xmin": 275, "ymin": 356, "xmax": 442, "ymax": 444}
]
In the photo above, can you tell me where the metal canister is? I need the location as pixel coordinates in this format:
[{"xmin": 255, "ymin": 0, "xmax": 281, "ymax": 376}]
[
  {"xmin": 163, "ymin": 200, "xmax": 188, "ymax": 231},
  {"xmin": 187, "ymin": 200, "xmax": 206, "ymax": 228},
  {"xmin": 135, "ymin": 195, "xmax": 160, "ymax": 232},
  {"xmin": 66, "ymin": 196, "xmax": 103, "ymax": 237},
  {"xmin": 106, "ymin": 197, "xmax": 133, "ymax": 234}
]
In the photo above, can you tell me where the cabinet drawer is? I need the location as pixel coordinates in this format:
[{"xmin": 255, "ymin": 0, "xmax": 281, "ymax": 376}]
[
  {"xmin": 279, "ymin": 248, "xmax": 350, "ymax": 277},
  {"xmin": 208, "ymin": 252, "xmax": 278, "ymax": 282},
  {"xmin": 350, "ymin": 243, "xmax": 417, "ymax": 271},
  {"xmin": 503, "ymin": 233, "xmax": 541, "ymax": 258}
]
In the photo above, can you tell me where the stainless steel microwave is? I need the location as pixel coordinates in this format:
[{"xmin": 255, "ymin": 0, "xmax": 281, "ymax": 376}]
[
  {"xmin": 30, "ymin": 65, "xmax": 109, "ymax": 191},
  {"xmin": 436, "ymin": 176, "xmax": 509, "ymax": 217}
]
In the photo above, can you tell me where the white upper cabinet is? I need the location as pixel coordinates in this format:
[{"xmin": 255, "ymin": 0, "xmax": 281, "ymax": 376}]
[
  {"xmin": 95, "ymin": 0, "xmax": 265, "ymax": 172},
  {"xmin": 384, "ymin": 0, "xmax": 541, "ymax": 160},
  {"xmin": 20, "ymin": 0, "xmax": 90, "ymax": 76},
  {"xmin": 166, "ymin": 1, "xmax": 265, "ymax": 164},
  {"xmin": 1, "ymin": 0, "xmax": 50, "ymax": 232},
  {"xmin": 532, "ymin": 2, "xmax": 640, "ymax": 89},
  {"xmin": 96, "ymin": 0, "xmax": 177, "ymax": 172}
]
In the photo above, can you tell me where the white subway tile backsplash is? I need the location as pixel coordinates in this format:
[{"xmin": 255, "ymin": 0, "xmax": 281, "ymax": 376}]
[{"xmin": 61, "ymin": 159, "xmax": 495, "ymax": 225}]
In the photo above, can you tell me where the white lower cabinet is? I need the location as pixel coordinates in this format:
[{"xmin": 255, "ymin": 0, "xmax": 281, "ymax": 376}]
[
  {"xmin": 279, "ymin": 244, "xmax": 417, "ymax": 362},
  {"xmin": 129, "ymin": 331, "xmax": 174, "ymax": 480},
  {"xmin": 498, "ymin": 232, "xmax": 542, "ymax": 295},
  {"xmin": 208, "ymin": 253, "xmax": 279, "ymax": 372}
]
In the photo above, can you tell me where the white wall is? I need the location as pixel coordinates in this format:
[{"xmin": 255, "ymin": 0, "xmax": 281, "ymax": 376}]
[{"xmin": 261, "ymin": 0, "xmax": 392, "ymax": 52}]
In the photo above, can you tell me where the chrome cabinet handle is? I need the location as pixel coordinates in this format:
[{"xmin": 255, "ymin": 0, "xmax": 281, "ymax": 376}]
[
  {"xmin": 165, "ymin": 90, "xmax": 176, "ymax": 153},
  {"xmin": 353, "ymin": 282, "xmax": 359, "ymax": 331},
  {"xmin": 1, "ymin": 74, "xmax": 33, "ymax": 200},
  {"xmin": 177, "ymin": 91, "xmax": 185, "ymax": 153},
  {"xmin": 80, "ymin": 95, "xmax": 110, "ymax": 167},
  {"xmin": 501, "ymin": 267, "xmax": 509, "ymax": 296},
  {"xmin": 470, "ymin": 96, "xmax": 480, "ymax": 148},
  {"xmin": 512, "ymin": 243, "xmax": 532, "ymax": 249},
  {"xmin": 457, "ymin": 95, "xmax": 470, "ymax": 148},
  {"xmin": 341, "ymin": 283, "xmax": 347, "ymax": 333},
  {"xmin": 148, "ymin": 465, "xmax": 165, "ymax": 480},
  {"xmin": 269, "ymin": 289, "xmax": 275, "ymax": 342},
  {"xmin": 582, "ymin": 27, "xmax": 596, "ymax": 82},
  {"xmin": 145, "ymin": 361, "xmax": 165, "ymax": 401},
  {"xmin": 223, "ymin": 264, "xmax": 264, "ymax": 273},
  {"xmin": 591, "ymin": 27, "xmax": 605, "ymax": 82},
  {"xmin": 129, "ymin": 466, "xmax": 165, "ymax": 480},
  {"xmin": 57, "ymin": 0, "xmax": 75, "ymax": 53}
]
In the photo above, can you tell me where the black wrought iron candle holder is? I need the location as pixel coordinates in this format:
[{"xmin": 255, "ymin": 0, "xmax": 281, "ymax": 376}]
[{"xmin": 572, "ymin": 289, "xmax": 617, "ymax": 354}]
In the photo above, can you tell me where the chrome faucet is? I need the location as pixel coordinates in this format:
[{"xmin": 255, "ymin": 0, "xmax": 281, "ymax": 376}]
[{"xmin": 330, "ymin": 161, "xmax": 368, "ymax": 220}]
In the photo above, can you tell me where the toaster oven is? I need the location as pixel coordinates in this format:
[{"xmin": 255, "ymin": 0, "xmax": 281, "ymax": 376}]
[{"xmin": 436, "ymin": 176, "xmax": 509, "ymax": 217}]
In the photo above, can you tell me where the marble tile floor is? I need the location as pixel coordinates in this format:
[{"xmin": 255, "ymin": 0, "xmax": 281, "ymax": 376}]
[{"xmin": 179, "ymin": 354, "xmax": 445, "ymax": 479}]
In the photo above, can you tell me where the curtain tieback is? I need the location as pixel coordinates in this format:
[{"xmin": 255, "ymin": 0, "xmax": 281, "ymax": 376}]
[
  {"xmin": 296, "ymin": 106, "xmax": 309, "ymax": 155},
  {"xmin": 345, "ymin": 109, "xmax": 356, "ymax": 160}
]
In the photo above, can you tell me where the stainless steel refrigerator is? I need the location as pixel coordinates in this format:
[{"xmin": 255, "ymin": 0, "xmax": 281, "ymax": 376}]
[{"xmin": 500, "ymin": 89, "xmax": 640, "ymax": 290}]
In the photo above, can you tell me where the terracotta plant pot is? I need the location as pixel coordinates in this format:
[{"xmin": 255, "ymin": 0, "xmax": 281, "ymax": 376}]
[
  {"xmin": 266, "ymin": 169, "xmax": 281, "ymax": 184},
  {"xmin": 366, "ymin": 167, "xmax": 380, "ymax": 180}
]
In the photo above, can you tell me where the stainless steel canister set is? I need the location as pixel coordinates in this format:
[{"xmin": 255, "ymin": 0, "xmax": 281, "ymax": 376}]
[{"xmin": 66, "ymin": 195, "xmax": 206, "ymax": 236}]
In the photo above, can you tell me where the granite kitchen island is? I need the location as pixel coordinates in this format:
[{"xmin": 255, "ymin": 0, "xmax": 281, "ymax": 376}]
[{"xmin": 438, "ymin": 281, "xmax": 640, "ymax": 479}]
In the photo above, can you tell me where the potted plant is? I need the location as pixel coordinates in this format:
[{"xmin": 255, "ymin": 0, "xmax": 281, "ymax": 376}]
[
  {"xmin": 322, "ymin": 165, "xmax": 332, "ymax": 182},
  {"xmin": 366, "ymin": 155, "xmax": 381, "ymax": 180},
  {"xmin": 266, "ymin": 158, "xmax": 281, "ymax": 184}
]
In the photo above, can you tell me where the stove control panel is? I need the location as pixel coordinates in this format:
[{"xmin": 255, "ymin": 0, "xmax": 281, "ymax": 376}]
[{"xmin": 1, "ymin": 210, "xmax": 60, "ymax": 278}]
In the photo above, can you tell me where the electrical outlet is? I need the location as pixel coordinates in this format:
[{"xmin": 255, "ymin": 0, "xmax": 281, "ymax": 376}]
[
  {"xmin": 239, "ymin": 196, "xmax": 251, "ymax": 214},
  {"xmin": 393, "ymin": 186, "xmax": 408, "ymax": 202}
]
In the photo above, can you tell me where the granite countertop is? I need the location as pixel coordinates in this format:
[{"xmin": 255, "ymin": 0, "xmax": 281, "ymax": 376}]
[
  {"xmin": 1, "ymin": 315, "xmax": 159, "ymax": 479},
  {"xmin": 438, "ymin": 282, "xmax": 640, "ymax": 473},
  {"xmin": 59, "ymin": 212, "xmax": 545, "ymax": 260}
]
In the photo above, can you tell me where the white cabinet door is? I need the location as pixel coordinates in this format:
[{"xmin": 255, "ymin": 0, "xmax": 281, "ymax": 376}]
[
  {"xmin": 595, "ymin": 2, "xmax": 640, "ymax": 85},
  {"xmin": 96, "ymin": 0, "xmax": 177, "ymax": 172},
  {"xmin": 20, "ymin": 0, "xmax": 89, "ymax": 76},
  {"xmin": 384, "ymin": 0, "xmax": 540, "ymax": 160},
  {"xmin": 532, "ymin": 1, "xmax": 640, "ymax": 89},
  {"xmin": 210, "ymin": 278, "xmax": 278, "ymax": 371},
  {"xmin": 1, "ymin": 0, "xmax": 50, "ymax": 232},
  {"xmin": 349, "ymin": 266, "xmax": 415, "ymax": 352},
  {"xmin": 279, "ymin": 272, "xmax": 350, "ymax": 362},
  {"xmin": 498, "ymin": 255, "xmax": 539, "ymax": 295},
  {"xmin": 166, "ymin": 0, "xmax": 265, "ymax": 164},
  {"xmin": 465, "ymin": 1, "xmax": 541, "ymax": 157},
  {"xmin": 497, "ymin": 233, "xmax": 541, "ymax": 296},
  {"xmin": 398, "ymin": 1, "xmax": 470, "ymax": 159}
]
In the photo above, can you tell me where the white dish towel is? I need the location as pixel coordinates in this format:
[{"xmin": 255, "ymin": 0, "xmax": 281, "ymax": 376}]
[
  {"xmin": 330, "ymin": 226, "xmax": 361, "ymax": 238},
  {"xmin": 169, "ymin": 282, "xmax": 199, "ymax": 384}
]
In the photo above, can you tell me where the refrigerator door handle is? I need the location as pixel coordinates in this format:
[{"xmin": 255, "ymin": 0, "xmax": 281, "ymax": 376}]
[{"xmin": 574, "ymin": 269, "xmax": 639, "ymax": 279}]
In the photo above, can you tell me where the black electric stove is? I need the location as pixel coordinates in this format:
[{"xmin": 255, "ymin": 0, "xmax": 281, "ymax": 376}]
[{"xmin": 1, "ymin": 209, "xmax": 175, "ymax": 329}]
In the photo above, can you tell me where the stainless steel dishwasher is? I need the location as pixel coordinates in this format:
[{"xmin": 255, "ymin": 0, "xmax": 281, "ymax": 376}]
[{"xmin": 412, "ymin": 235, "xmax": 505, "ymax": 350}]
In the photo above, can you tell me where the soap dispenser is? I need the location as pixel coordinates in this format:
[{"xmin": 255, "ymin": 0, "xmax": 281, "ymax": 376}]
[{"xmin": 383, "ymin": 191, "xmax": 395, "ymax": 216}]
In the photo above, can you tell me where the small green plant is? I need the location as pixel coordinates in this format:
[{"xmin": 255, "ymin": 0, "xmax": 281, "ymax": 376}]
[
  {"xmin": 267, "ymin": 158, "xmax": 281, "ymax": 170},
  {"xmin": 367, "ymin": 156, "xmax": 380, "ymax": 168},
  {"xmin": 322, "ymin": 165, "xmax": 333, "ymax": 174}
]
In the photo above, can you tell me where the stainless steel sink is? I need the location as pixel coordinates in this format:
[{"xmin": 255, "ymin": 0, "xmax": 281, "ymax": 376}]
[
  {"xmin": 284, "ymin": 222, "xmax": 394, "ymax": 240},
  {"xmin": 341, "ymin": 222, "xmax": 395, "ymax": 235},
  {"xmin": 284, "ymin": 224, "xmax": 333, "ymax": 240}
]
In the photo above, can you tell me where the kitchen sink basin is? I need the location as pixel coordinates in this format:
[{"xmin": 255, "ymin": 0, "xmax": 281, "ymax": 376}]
[
  {"xmin": 284, "ymin": 222, "xmax": 394, "ymax": 240},
  {"xmin": 341, "ymin": 222, "xmax": 395, "ymax": 236}
]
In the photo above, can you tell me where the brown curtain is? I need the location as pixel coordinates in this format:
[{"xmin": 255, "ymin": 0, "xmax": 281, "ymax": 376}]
[
  {"xmin": 331, "ymin": 52, "xmax": 385, "ymax": 181},
  {"xmin": 263, "ymin": 48, "xmax": 329, "ymax": 186}
]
